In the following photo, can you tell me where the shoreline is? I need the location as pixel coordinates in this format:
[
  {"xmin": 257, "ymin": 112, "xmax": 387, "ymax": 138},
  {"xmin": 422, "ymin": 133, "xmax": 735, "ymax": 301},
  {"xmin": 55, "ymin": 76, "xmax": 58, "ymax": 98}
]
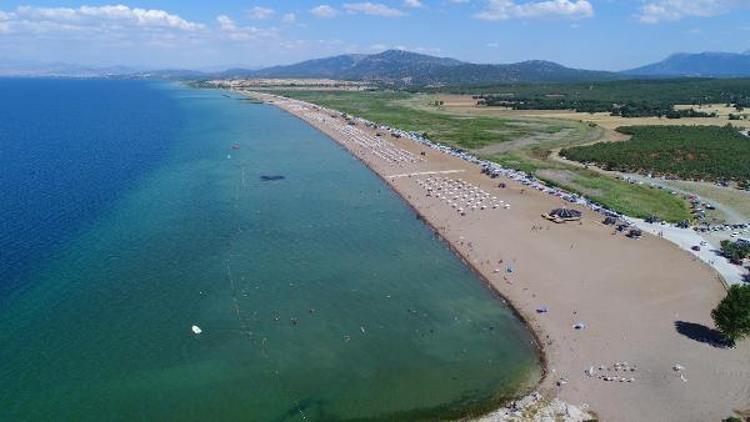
[
  {"xmin": 245, "ymin": 90, "xmax": 750, "ymax": 421},
  {"xmin": 289, "ymin": 95, "xmax": 551, "ymax": 410},
  {"xmin": 255, "ymin": 90, "xmax": 551, "ymax": 417}
]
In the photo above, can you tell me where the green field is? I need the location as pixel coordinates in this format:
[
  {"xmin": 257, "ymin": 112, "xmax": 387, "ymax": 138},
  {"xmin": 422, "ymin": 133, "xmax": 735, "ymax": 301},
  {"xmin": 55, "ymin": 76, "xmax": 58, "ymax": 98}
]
[
  {"xmin": 273, "ymin": 90, "xmax": 692, "ymax": 222},
  {"xmin": 485, "ymin": 152, "xmax": 691, "ymax": 222},
  {"xmin": 541, "ymin": 169, "xmax": 691, "ymax": 221},
  {"xmin": 561, "ymin": 125, "xmax": 750, "ymax": 181},
  {"xmin": 272, "ymin": 90, "xmax": 567, "ymax": 149}
]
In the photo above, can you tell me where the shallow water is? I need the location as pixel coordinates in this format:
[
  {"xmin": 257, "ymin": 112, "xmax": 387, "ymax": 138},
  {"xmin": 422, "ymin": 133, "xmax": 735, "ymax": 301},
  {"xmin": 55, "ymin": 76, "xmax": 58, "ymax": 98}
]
[{"xmin": 0, "ymin": 80, "xmax": 540, "ymax": 421}]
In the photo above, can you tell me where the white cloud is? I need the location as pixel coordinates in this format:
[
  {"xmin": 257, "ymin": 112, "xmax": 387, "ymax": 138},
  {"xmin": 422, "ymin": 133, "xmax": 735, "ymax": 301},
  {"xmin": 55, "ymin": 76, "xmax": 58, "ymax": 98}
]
[
  {"xmin": 636, "ymin": 0, "xmax": 740, "ymax": 24},
  {"xmin": 282, "ymin": 13, "xmax": 297, "ymax": 24},
  {"xmin": 248, "ymin": 6, "xmax": 275, "ymax": 20},
  {"xmin": 0, "ymin": 4, "xmax": 284, "ymax": 47},
  {"xmin": 12, "ymin": 4, "xmax": 205, "ymax": 31},
  {"xmin": 0, "ymin": 5, "xmax": 343, "ymax": 68},
  {"xmin": 0, "ymin": 11, "xmax": 10, "ymax": 33},
  {"xmin": 343, "ymin": 2, "xmax": 406, "ymax": 16},
  {"xmin": 367, "ymin": 43, "xmax": 440, "ymax": 54},
  {"xmin": 404, "ymin": 0, "xmax": 424, "ymax": 7},
  {"xmin": 310, "ymin": 5, "xmax": 339, "ymax": 17},
  {"xmin": 413, "ymin": 46, "xmax": 443, "ymax": 54},
  {"xmin": 370, "ymin": 43, "xmax": 389, "ymax": 51},
  {"xmin": 216, "ymin": 15, "xmax": 236, "ymax": 31},
  {"xmin": 475, "ymin": 0, "xmax": 593, "ymax": 20},
  {"xmin": 216, "ymin": 14, "xmax": 274, "ymax": 41}
]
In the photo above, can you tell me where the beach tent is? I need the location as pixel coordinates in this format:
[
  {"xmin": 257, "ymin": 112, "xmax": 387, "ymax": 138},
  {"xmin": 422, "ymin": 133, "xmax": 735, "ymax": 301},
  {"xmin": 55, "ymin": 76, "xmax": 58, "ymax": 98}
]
[
  {"xmin": 550, "ymin": 208, "xmax": 583, "ymax": 220},
  {"xmin": 542, "ymin": 207, "xmax": 582, "ymax": 224}
]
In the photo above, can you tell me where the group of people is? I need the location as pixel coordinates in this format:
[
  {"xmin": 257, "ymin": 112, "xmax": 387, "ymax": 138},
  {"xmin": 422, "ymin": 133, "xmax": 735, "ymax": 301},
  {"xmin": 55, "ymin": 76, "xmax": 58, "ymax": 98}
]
[{"xmin": 586, "ymin": 361, "xmax": 637, "ymax": 384}]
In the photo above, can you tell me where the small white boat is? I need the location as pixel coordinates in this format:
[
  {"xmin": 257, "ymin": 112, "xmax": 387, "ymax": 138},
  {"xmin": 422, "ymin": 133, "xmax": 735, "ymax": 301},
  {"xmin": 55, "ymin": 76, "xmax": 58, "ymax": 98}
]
[{"xmin": 191, "ymin": 325, "xmax": 203, "ymax": 335}]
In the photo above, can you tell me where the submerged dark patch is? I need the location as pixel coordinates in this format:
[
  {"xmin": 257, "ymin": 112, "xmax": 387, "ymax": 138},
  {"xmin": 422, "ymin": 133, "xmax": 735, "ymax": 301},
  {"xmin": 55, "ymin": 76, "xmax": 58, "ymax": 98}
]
[{"xmin": 260, "ymin": 175, "xmax": 286, "ymax": 181}]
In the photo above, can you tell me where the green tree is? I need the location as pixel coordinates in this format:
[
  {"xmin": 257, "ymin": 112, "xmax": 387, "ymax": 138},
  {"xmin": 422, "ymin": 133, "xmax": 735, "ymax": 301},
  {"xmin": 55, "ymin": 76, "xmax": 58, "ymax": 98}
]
[
  {"xmin": 720, "ymin": 240, "xmax": 750, "ymax": 265},
  {"xmin": 711, "ymin": 284, "xmax": 750, "ymax": 344}
]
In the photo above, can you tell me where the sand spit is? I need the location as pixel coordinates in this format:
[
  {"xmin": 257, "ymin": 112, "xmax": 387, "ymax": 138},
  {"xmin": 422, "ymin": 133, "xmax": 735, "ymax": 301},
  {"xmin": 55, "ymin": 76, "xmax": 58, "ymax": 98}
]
[{"xmin": 248, "ymin": 91, "xmax": 750, "ymax": 421}]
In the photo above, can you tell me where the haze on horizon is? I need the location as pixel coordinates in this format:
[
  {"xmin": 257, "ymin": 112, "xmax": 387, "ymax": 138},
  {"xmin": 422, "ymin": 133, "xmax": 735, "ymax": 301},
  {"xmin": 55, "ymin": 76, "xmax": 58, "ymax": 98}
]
[{"xmin": 0, "ymin": 0, "xmax": 748, "ymax": 71}]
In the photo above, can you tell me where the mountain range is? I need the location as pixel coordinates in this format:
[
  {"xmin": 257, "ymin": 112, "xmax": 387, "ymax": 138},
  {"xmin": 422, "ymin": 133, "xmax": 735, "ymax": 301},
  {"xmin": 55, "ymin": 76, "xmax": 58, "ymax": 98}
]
[
  {"xmin": 248, "ymin": 49, "xmax": 618, "ymax": 85},
  {"xmin": 623, "ymin": 51, "xmax": 750, "ymax": 78},
  {"xmin": 3, "ymin": 50, "xmax": 750, "ymax": 84}
]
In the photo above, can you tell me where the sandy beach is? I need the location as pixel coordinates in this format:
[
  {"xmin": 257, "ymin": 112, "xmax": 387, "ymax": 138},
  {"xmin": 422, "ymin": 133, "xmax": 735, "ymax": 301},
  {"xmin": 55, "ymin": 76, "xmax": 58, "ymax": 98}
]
[{"xmin": 249, "ymin": 91, "xmax": 750, "ymax": 421}]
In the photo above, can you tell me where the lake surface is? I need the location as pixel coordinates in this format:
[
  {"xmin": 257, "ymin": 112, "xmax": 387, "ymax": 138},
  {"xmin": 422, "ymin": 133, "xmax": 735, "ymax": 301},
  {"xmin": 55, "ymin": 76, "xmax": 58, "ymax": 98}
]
[{"xmin": 0, "ymin": 79, "xmax": 540, "ymax": 421}]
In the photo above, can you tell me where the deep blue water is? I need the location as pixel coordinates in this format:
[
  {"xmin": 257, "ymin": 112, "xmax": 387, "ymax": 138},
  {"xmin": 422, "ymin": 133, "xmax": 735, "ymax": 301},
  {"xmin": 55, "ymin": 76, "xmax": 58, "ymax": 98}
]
[
  {"xmin": 0, "ymin": 80, "xmax": 539, "ymax": 420},
  {"xmin": 0, "ymin": 79, "xmax": 181, "ymax": 296}
]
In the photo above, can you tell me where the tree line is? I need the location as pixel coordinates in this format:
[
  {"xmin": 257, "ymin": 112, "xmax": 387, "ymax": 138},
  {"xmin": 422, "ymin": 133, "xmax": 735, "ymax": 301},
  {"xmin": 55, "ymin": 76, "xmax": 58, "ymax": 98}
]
[
  {"xmin": 560, "ymin": 125, "xmax": 750, "ymax": 182},
  {"xmin": 479, "ymin": 96, "xmax": 719, "ymax": 118}
]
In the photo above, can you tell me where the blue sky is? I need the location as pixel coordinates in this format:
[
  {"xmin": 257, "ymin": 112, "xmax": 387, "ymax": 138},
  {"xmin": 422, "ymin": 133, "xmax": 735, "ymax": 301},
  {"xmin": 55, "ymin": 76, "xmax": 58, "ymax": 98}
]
[{"xmin": 0, "ymin": 0, "xmax": 748, "ymax": 71}]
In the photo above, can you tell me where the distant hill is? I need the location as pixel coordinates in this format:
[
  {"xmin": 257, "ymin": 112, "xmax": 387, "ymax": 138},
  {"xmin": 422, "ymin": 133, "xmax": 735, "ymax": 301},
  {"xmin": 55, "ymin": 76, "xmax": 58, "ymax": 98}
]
[
  {"xmin": 248, "ymin": 50, "xmax": 619, "ymax": 85},
  {"xmin": 11, "ymin": 50, "xmax": 750, "ymax": 84},
  {"xmin": 248, "ymin": 50, "xmax": 464, "ymax": 82},
  {"xmin": 129, "ymin": 69, "xmax": 209, "ymax": 80},
  {"xmin": 0, "ymin": 60, "xmax": 138, "ymax": 78},
  {"xmin": 204, "ymin": 55, "xmax": 357, "ymax": 80},
  {"xmin": 422, "ymin": 59, "xmax": 620, "ymax": 85},
  {"xmin": 623, "ymin": 52, "xmax": 750, "ymax": 77}
]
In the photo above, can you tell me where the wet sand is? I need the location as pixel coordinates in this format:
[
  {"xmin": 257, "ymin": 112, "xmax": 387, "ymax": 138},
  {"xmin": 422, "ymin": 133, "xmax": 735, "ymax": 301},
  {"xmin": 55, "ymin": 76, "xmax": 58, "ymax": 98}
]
[{"xmin": 249, "ymin": 91, "xmax": 750, "ymax": 421}]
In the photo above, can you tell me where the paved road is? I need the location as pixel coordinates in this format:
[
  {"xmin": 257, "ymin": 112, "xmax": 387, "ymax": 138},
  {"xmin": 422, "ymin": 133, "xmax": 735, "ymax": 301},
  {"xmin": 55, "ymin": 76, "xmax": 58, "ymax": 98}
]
[{"xmin": 629, "ymin": 218, "xmax": 747, "ymax": 285}]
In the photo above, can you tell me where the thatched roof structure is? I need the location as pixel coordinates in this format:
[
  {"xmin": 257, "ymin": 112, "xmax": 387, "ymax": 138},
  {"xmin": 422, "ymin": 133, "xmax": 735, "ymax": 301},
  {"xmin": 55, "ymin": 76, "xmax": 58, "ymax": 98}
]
[{"xmin": 550, "ymin": 208, "xmax": 582, "ymax": 219}]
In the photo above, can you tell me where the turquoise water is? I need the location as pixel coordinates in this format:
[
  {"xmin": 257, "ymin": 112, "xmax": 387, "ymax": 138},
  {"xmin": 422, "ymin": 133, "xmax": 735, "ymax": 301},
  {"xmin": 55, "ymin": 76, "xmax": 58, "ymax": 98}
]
[{"xmin": 0, "ymin": 80, "xmax": 540, "ymax": 421}]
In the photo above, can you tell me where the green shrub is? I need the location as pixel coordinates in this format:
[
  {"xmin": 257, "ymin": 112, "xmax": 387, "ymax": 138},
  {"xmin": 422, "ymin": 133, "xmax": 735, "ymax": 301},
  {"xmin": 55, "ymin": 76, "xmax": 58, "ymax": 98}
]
[
  {"xmin": 712, "ymin": 284, "xmax": 750, "ymax": 344},
  {"xmin": 720, "ymin": 240, "xmax": 750, "ymax": 265}
]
